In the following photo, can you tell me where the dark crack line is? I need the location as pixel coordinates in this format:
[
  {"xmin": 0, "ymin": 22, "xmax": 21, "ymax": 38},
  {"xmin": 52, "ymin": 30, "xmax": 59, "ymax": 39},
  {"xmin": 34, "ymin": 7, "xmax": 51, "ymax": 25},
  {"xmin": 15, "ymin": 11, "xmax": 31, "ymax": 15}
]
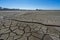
[
  {"xmin": 41, "ymin": 34, "xmax": 48, "ymax": 40},
  {"xmin": 9, "ymin": 21, "xmax": 19, "ymax": 35},
  {"xmin": 32, "ymin": 35, "xmax": 41, "ymax": 40},
  {"xmin": 15, "ymin": 32, "xmax": 25, "ymax": 40},
  {"xmin": 9, "ymin": 26, "xmax": 19, "ymax": 35},
  {"xmin": 27, "ymin": 37, "xmax": 29, "ymax": 40},
  {"xmin": 0, "ymin": 32, "xmax": 10, "ymax": 37},
  {"xmin": 41, "ymin": 34, "xmax": 53, "ymax": 40},
  {"xmin": 6, "ymin": 32, "xmax": 10, "ymax": 40},
  {"xmin": 7, "ymin": 19, "xmax": 60, "ymax": 27},
  {"xmin": 15, "ymin": 26, "xmax": 25, "ymax": 40}
]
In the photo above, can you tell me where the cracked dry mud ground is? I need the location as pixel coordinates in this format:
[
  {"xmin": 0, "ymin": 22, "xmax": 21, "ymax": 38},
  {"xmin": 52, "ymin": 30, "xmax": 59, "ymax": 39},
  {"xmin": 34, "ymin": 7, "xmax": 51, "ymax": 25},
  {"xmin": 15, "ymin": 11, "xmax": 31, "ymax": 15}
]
[
  {"xmin": 0, "ymin": 11, "xmax": 60, "ymax": 40},
  {"xmin": 0, "ymin": 19, "xmax": 60, "ymax": 40}
]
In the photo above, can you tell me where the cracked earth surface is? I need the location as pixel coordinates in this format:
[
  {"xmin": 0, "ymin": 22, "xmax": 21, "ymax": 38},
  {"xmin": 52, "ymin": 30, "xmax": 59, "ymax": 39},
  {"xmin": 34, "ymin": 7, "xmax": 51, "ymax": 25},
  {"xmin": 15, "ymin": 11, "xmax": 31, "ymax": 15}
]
[
  {"xmin": 0, "ymin": 19, "xmax": 60, "ymax": 40},
  {"xmin": 0, "ymin": 11, "xmax": 60, "ymax": 40}
]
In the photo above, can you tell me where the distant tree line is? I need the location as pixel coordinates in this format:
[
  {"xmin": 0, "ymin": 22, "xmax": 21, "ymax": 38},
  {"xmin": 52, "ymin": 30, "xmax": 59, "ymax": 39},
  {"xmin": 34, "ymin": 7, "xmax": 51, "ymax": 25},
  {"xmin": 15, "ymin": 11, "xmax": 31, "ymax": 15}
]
[
  {"xmin": 36, "ymin": 9, "xmax": 42, "ymax": 11},
  {"xmin": 0, "ymin": 7, "xmax": 20, "ymax": 11},
  {"xmin": 0, "ymin": 7, "xmax": 43, "ymax": 11}
]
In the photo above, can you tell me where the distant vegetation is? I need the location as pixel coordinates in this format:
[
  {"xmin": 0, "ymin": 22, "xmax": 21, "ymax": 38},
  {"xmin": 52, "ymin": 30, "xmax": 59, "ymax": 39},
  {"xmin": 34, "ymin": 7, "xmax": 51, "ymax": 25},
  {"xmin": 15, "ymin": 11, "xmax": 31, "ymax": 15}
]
[
  {"xmin": 0, "ymin": 7, "xmax": 60, "ymax": 11},
  {"xmin": 0, "ymin": 7, "xmax": 43, "ymax": 11},
  {"xmin": 0, "ymin": 7, "xmax": 20, "ymax": 11}
]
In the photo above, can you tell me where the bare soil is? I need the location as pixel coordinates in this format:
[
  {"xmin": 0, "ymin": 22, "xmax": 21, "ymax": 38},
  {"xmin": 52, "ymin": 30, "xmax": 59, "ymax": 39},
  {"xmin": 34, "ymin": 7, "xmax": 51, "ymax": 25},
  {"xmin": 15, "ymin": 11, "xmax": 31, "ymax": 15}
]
[{"xmin": 0, "ymin": 11, "xmax": 60, "ymax": 40}]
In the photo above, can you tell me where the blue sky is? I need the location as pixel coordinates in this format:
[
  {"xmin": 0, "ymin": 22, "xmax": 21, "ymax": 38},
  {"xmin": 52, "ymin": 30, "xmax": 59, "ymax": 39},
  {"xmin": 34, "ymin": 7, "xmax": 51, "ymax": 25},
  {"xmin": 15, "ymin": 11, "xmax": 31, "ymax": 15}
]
[{"xmin": 0, "ymin": 0, "xmax": 60, "ymax": 10}]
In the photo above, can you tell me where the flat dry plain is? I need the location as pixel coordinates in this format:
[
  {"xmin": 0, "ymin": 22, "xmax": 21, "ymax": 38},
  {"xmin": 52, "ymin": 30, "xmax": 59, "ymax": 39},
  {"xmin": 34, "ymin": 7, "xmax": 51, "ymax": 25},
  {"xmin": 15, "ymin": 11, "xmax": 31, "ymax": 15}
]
[{"xmin": 0, "ymin": 10, "xmax": 60, "ymax": 40}]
